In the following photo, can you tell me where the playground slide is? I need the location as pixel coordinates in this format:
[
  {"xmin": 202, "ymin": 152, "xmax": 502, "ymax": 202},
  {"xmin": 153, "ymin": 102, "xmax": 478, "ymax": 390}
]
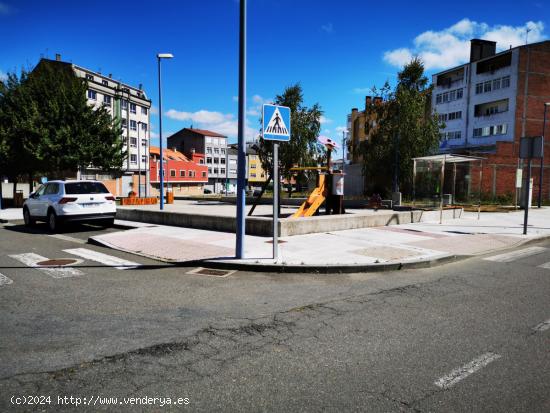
[{"xmin": 291, "ymin": 175, "xmax": 327, "ymax": 218}]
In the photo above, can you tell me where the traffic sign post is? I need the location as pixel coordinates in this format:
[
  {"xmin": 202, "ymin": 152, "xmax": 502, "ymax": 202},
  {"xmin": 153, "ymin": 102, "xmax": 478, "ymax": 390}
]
[
  {"xmin": 519, "ymin": 136, "xmax": 543, "ymax": 235},
  {"xmin": 262, "ymin": 104, "xmax": 291, "ymax": 260}
]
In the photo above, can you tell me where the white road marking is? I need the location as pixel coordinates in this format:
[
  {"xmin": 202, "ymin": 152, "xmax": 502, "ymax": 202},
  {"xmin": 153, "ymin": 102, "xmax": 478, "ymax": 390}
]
[
  {"xmin": 536, "ymin": 261, "xmax": 550, "ymax": 270},
  {"xmin": 63, "ymin": 248, "xmax": 140, "ymax": 270},
  {"xmin": 9, "ymin": 253, "xmax": 84, "ymax": 278},
  {"xmin": 434, "ymin": 352, "xmax": 502, "ymax": 389},
  {"xmin": 483, "ymin": 247, "xmax": 547, "ymax": 263},
  {"xmin": 0, "ymin": 273, "xmax": 13, "ymax": 286},
  {"xmin": 532, "ymin": 319, "xmax": 550, "ymax": 333},
  {"xmin": 48, "ymin": 234, "xmax": 87, "ymax": 244}
]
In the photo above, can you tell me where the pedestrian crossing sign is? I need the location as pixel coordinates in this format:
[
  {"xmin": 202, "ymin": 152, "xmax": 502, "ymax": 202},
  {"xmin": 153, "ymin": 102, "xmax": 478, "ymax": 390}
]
[{"xmin": 262, "ymin": 104, "xmax": 291, "ymax": 141}]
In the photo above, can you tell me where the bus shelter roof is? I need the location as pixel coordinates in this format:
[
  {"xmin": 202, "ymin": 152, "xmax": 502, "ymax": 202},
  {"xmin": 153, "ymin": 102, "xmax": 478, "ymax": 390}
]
[{"xmin": 413, "ymin": 154, "xmax": 485, "ymax": 164}]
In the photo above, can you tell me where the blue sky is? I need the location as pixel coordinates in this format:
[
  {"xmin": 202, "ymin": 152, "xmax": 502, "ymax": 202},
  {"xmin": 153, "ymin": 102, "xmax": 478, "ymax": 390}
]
[{"xmin": 1, "ymin": 0, "xmax": 548, "ymax": 157}]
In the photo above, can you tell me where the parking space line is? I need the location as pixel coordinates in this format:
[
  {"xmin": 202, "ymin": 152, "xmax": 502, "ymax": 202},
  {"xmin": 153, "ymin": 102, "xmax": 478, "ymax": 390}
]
[
  {"xmin": 0, "ymin": 273, "xmax": 13, "ymax": 286},
  {"xmin": 48, "ymin": 234, "xmax": 87, "ymax": 244},
  {"xmin": 434, "ymin": 352, "xmax": 502, "ymax": 389},
  {"xmin": 63, "ymin": 248, "xmax": 140, "ymax": 270},
  {"xmin": 9, "ymin": 253, "xmax": 84, "ymax": 278},
  {"xmin": 532, "ymin": 319, "xmax": 550, "ymax": 333},
  {"xmin": 483, "ymin": 247, "xmax": 547, "ymax": 263}
]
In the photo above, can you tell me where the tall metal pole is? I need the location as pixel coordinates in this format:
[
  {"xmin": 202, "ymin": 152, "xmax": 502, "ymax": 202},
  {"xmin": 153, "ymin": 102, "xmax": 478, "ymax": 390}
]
[
  {"xmin": 137, "ymin": 122, "xmax": 141, "ymax": 198},
  {"xmin": 273, "ymin": 143, "xmax": 279, "ymax": 260},
  {"xmin": 538, "ymin": 103, "xmax": 548, "ymax": 208},
  {"xmin": 524, "ymin": 158, "xmax": 532, "ymax": 235},
  {"xmin": 157, "ymin": 57, "xmax": 165, "ymax": 210},
  {"xmin": 235, "ymin": 0, "xmax": 247, "ymax": 258}
]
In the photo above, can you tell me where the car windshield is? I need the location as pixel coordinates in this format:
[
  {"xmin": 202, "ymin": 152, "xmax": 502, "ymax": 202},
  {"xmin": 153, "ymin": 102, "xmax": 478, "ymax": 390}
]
[{"xmin": 64, "ymin": 182, "xmax": 109, "ymax": 194}]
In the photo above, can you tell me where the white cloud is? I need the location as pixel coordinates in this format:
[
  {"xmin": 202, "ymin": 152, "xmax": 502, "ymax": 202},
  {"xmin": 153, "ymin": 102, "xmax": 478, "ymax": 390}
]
[
  {"xmin": 321, "ymin": 22, "xmax": 334, "ymax": 34},
  {"xmin": 383, "ymin": 19, "xmax": 547, "ymax": 70},
  {"xmin": 335, "ymin": 126, "xmax": 348, "ymax": 135},
  {"xmin": 352, "ymin": 87, "xmax": 371, "ymax": 94},
  {"xmin": 0, "ymin": 70, "xmax": 7, "ymax": 82},
  {"xmin": 320, "ymin": 115, "xmax": 332, "ymax": 124},
  {"xmin": 150, "ymin": 105, "xmax": 159, "ymax": 115},
  {"xmin": 165, "ymin": 108, "xmax": 258, "ymax": 140}
]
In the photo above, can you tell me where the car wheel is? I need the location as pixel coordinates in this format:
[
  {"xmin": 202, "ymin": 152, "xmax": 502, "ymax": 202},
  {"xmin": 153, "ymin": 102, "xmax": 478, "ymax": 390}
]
[
  {"xmin": 47, "ymin": 210, "xmax": 60, "ymax": 233},
  {"xmin": 23, "ymin": 208, "xmax": 35, "ymax": 227}
]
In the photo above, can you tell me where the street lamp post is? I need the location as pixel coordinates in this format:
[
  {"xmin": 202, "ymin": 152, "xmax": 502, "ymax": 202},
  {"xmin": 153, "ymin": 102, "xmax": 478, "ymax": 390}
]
[
  {"xmin": 137, "ymin": 121, "xmax": 142, "ymax": 198},
  {"xmin": 538, "ymin": 102, "xmax": 550, "ymax": 208},
  {"xmin": 157, "ymin": 53, "xmax": 174, "ymax": 210}
]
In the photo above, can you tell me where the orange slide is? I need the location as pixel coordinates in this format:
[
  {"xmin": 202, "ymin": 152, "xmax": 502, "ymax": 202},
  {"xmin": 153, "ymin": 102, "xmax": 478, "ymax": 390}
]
[{"xmin": 291, "ymin": 174, "xmax": 327, "ymax": 218}]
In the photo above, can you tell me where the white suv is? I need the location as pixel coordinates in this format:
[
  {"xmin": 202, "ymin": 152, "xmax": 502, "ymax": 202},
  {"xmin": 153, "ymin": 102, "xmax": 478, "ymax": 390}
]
[{"xmin": 23, "ymin": 180, "xmax": 117, "ymax": 232}]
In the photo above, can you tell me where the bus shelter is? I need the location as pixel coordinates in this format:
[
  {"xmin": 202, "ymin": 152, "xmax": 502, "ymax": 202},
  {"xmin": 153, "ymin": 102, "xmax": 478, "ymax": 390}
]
[{"xmin": 412, "ymin": 154, "xmax": 485, "ymax": 224}]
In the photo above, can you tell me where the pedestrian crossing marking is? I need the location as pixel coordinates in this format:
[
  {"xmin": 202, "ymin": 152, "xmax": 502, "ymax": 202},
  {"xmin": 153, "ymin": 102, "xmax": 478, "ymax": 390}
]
[
  {"xmin": 0, "ymin": 273, "xmax": 13, "ymax": 286},
  {"xmin": 9, "ymin": 253, "xmax": 84, "ymax": 278},
  {"xmin": 264, "ymin": 106, "xmax": 289, "ymax": 135},
  {"xmin": 483, "ymin": 246, "xmax": 547, "ymax": 263},
  {"xmin": 64, "ymin": 248, "xmax": 140, "ymax": 270}
]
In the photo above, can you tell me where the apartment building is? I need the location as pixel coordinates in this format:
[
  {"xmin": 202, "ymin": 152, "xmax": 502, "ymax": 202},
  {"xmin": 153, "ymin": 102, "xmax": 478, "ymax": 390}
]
[
  {"xmin": 149, "ymin": 146, "xmax": 207, "ymax": 196},
  {"xmin": 432, "ymin": 39, "xmax": 550, "ymax": 198},
  {"xmin": 36, "ymin": 55, "xmax": 152, "ymax": 196},
  {"xmin": 168, "ymin": 128, "xmax": 231, "ymax": 193}
]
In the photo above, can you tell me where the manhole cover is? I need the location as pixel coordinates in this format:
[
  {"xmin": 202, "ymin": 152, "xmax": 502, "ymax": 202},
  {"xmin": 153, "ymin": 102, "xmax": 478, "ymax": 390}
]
[
  {"xmin": 265, "ymin": 239, "xmax": 287, "ymax": 244},
  {"xmin": 186, "ymin": 267, "xmax": 236, "ymax": 277},
  {"xmin": 36, "ymin": 259, "xmax": 78, "ymax": 267}
]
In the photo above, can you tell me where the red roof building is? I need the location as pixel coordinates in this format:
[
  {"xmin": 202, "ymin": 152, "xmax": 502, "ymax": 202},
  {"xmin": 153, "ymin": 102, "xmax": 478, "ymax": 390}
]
[{"xmin": 149, "ymin": 146, "xmax": 208, "ymax": 196}]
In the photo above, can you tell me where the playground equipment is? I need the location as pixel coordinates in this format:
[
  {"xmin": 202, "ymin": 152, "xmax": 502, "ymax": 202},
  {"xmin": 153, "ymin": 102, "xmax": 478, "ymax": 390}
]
[{"xmin": 291, "ymin": 136, "xmax": 344, "ymax": 218}]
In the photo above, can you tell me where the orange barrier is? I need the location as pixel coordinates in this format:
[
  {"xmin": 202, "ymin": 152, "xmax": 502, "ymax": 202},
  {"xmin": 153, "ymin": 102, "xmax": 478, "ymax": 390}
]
[{"xmin": 120, "ymin": 197, "xmax": 158, "ymax": 206}]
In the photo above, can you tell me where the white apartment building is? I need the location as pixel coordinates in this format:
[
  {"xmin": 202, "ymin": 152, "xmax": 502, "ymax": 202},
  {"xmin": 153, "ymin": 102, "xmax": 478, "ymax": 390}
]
[
  {"xmin": 39, "ymin": 55, "xmax": 152, "ymax": 196},
  {"xmin": 432, "ymin": 39, "xmax": 518, "ymax": 152}
]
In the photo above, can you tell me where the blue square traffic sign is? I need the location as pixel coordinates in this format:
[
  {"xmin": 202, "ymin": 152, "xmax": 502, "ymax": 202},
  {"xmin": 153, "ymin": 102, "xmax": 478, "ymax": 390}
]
[{"xmin": 262, "ymin": 104, "xmax": 291, "ymax": 141}]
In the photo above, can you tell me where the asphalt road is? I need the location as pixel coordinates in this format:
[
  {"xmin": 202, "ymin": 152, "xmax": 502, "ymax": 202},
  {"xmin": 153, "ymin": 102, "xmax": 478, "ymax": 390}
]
[{"xmin": 0, "ymin": 221, "xmax": 548, "ymax": 412}]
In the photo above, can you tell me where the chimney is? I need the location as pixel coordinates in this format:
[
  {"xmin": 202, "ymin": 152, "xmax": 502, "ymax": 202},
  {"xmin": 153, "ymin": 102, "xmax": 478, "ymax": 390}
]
[
  {"xmin": 55, "ymin": 53, "xmax": 61, "ymax": 61},
  {"xmin": 365, "ymin": 96, "xmax": 372, "ymax": 109},
  {"xmin": 108, "ymin": 73, "xmax": 112, "ymax": 79},
  {"xmin": 351, "ymin": 108, "xmax": 358, "ymax": 114},
  {"xmin": 139, "ymin": 83, "xmax": 143, "ymax": 90},
  {"xmin": 470, "ymin": 39, "xmax": 496, "ymax": 62}
]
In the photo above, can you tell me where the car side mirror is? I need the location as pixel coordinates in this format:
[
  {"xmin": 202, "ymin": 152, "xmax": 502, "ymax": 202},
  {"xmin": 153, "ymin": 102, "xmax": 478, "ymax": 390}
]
[{"xmin": 30, "ymin": 192, "xmax": 38, "ymax": 199}]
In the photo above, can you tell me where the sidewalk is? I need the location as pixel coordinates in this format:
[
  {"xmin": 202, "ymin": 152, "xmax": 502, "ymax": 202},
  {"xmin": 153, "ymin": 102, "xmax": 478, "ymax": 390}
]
[{"xmin": 89, "ymin": 207, "xmax": 550, "ymax": 272}]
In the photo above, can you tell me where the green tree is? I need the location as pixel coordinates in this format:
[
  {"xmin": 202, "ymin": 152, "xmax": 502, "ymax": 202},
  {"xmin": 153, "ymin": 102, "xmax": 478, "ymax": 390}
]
[
  {"xmin": 359, "ymin": 58, "xmax": 441, "ymax": 196},
  {"xmin": 0, "ymin": 61, "xmax": 125, "ymax": 203},
  {"xmin": 257, "ymin": 83, "xmax": 323, "ymax": 196}
]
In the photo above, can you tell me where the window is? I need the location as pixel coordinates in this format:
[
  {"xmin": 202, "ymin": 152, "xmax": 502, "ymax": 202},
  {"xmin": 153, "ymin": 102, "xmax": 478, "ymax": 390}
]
[
  {"xmin": 130, "ymin": 103, "xmax": 136, "ymax": 114},
  {"xmin": 121, "ymin": 100, "xmax": 128, "ymax": 110},
  {"xmin": 220, "ymin": 168, "xmax": 226, "ymax": 175},
  {"xmin": 502, "ymin": 75, "xmax": 510, "ymax": 88},
  {"xmin": 45, "ymin": 183, "xmax": 59, "ymax": 195},
  {"xmin": 250, "ymin": 163, "xmax": 257, "ymax": 168},
  {"xmin": 442, "ymin": 92, "xmax": 449, "ymax": 103},
  {"xmin": 170, "ymin": 169, "xmax": 176, "ymax": 177},
  {"xmin": 103, "ymin": 95, "xmax": 112, "ymax": 107},
  {"xmin": 130, "ymin": 154, "xmax": 137, "ymax": 164},
  {"xmin": 141, "ymin": 155, "xmax": 147, "ymax": 163},
  {"xmin": 213, "ymin": 168, "xmax": 219, "ymax": 174},
  {"xmin": 475, "ymin": 83, "xmax": 483, "ymax": 94},
  {"xmin": 206, "ymin": 157, "xmax": 212, "ymax": 164},
  {"xmin": 189, "ymin": 171, "xmax": 195, "ymax": 177},
  {"xmin": 206, "ymin": 137, "xmax": 212, "ymax": 144},
  {"xmin": 214, "ymin": 148, "xmax": 220, "ymax": 154},
  {"xmin": 221, "ymin": 148, "xmax": 226, "ymax": 155},
  {"xmin": 141, "ymin": 106, "xmax": 148, "ymax": 115},
  {"xmin": 220, "ymin": 158, "xmax": 226, "ymax": 164},
  {"xmin": 250, "ymin": 173, "xmax": 257, "ymax": 178},
  {"xmin": 141, "ymin": 123, "xmax": 147, "ymax": 131},
  {"xmin": 86, "ymin": 74, "xmax": 94, "ymax": 81},
  {"xmin": 473, "ymin": 128, "xmax": 482, "ymax": 137},
  {"xmin": 206, "ymin": 147, "xmax": 212, "ymax": 154},
  {"xmin": 484, "ymin": 81, "xmax": 492, "ymax": 93},
  {"xmin": 130, "ymin": 137, "xmax": 137, "ymax": 147},
  {"xmin": 230, "ymin": 169, "xmax": 237, "ymax": 174},
  {"xmin": 208, "ymin": 167, "xmax": 212, "ymax": 174},
  {"xmin": 121, "ymin": 118, "xmax": 127, "ymax": 128},
  {"xmin": 87, "ymin": 90, "xmax": 97, "ymax": 100},
  {"xmin": 102, "ymin": 80, "xmax": 108, "ymax": 86},
  {"xmin": 496, "ymin": 124, "xmax": 507, "ymax": 135},
  {"xmin": 214, "ymin": 157, "xmax": 219, "ymax": 164},
  {"xmin": 65, "ymin": 182, "xmax": 109, "ymax": 194},
  {"xmin": 493, "ymin": 78, "xmax": 501, "ymax": 90},
  {"xmin": 482, "ymin": 126, "xmax": 491, "ymax": 136},
  {"xmin": 456, "ymin": 89, "xmax": 463, "ymax": 99},
  {"xmin": 436, "ymin": 95, "xmax": 442, "ymax": 104},
  {"xmin": 180, "ymin": 170, "xmax": 186, "ymax": 177},
  {"xmin": 130, "ymin": 120, "xmax": 137, "ymax": 131},
  {"xmin": 202, "ymin": 171, "xmax": 207, "ymax": 178},
  {"xmin": 449, "ymin": 90, "xmax": 456, "ymax": 101},
  {"xmin": 213, "ymin": 138, "xmax": 219, "ymax": 145},
  {"xmin": 142, "ymin": 139, "xmax": 147, "ymax": 147},
  {"xmin": 199, "ymin": 159, "xmax": 204, "ymax": 164}
]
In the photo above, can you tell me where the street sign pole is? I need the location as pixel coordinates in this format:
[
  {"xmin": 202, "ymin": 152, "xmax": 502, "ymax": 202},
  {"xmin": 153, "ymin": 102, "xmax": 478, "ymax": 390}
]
[
  {"xmin": 524, "ymin": 158, "xmax": 532, "ymax": 235},
  {"xmin": 273, "ymin": 143, "xmax": 279, "ymax": 260},
  {"xmin": 235, "ymin": 0, "xmax": 246, "ymax": 258}
]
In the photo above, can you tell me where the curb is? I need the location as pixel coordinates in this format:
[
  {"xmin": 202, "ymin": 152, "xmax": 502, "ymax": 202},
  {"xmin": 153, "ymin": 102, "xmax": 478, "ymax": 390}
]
[{"xmin": 88, "ymin": 235, "xmax": 469, "ymax": 274}]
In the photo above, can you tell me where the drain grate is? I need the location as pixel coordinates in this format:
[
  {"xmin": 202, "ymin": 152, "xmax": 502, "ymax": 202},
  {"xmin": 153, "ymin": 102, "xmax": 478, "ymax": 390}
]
[
  {"xmin": 36, "ymin": 259, "xmax": 78, "ymax": 267},
  {"xmin": 186, "ymin": 267, "xmax": 236, "ymax": 277},
  {"xmin": 265, "ymin": 239, "xmax": 287, "ymax": 244}
]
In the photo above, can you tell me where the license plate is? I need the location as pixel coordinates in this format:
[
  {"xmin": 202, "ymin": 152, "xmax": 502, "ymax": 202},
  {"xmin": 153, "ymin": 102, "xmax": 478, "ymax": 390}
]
[{"xmin": 81, "ymin": 203, "xmax": 98, "ymax": 208}]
